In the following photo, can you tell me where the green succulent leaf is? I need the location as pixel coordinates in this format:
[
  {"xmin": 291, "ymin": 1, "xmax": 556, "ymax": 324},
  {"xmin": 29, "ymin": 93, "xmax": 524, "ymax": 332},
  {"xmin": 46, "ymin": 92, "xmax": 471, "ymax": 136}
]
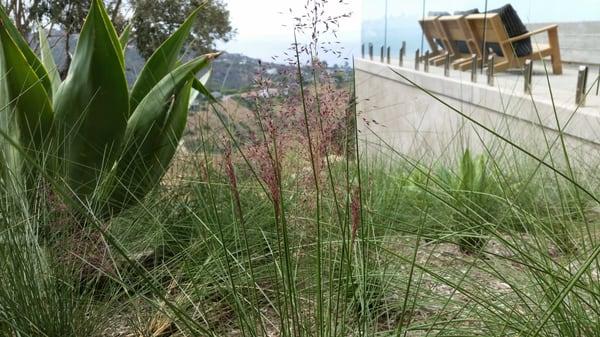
[
  {"xmin": 109, "ymin": 81, "xmax": 191, "ymax": 217},
  {"xmin": 129, "ymin": 7, "xmax": 202, "ymax": 112},
  {"xmin": 0, "ymin": 23, "xmax": 54, "ymax": 155},
  {"xmin": 38, "ymin": 25, "xmax": 61, "ymax": 97},
  {"xmin": 0, "ymin": 38, "xmax": 18, "ymax": 186},
  {"xmin": 127, "ymin": 56, "xmax": 212, "ymax": 146},
  {"xmin": 156, "ymin": 79, "xmax": 192, "ymax": 164},
  {"xmin": 53, "ymin": 0, "xmax": 129, "ymax": 200},
  {"xmin": 198, "ymin": 67, "xmax": 212, "ymax": 86},
  {"xmin": 96, "ymin": 0, "xmax": 125, "ymax": 70},
  {"xmin": 102, "ymin": 55, "xmax": 212, "ymax": 215},
  {"xmin": 188, "ymin": 67, "xmax": 213, "ymax": 109},
  {"xmin": 192, "ymin": 77, "xmax": 215, "ymax": 102},
  {"xmin": 119, "ymin": 23, "xmax": 132, "ymax": 51},
  {"xmin": 0, "ymin": 6, "xmax": 53, "ymax": 98}
]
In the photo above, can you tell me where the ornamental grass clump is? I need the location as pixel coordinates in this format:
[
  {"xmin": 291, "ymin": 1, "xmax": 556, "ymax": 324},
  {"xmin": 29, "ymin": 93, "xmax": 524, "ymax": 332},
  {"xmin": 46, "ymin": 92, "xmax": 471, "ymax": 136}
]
[
  {"xmin": 0, "ymin": 0, "xmax": 217, "ymax": 222},
  {"xmin": 447, "ymin": 149, "xmax": 498, "ymax": 254}
]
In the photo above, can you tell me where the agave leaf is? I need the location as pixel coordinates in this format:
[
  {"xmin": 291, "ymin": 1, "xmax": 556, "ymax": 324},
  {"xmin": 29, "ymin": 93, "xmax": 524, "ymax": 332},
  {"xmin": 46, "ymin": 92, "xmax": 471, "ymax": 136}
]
[
  {"xmin": 102, "ymin": 55, "xmax": 213, "ymax": 215},
  {"xmin": 38, "ymin": 25, "xmax": 61, "ymax": 97},
  {"xmin": 188, "ymin": 89, "xmax": 200, "ymax": 110},
  {"xmin": 188, "ymin": 67, "xmax": 213, "ymax": 108},
  {"xmin": 126, "ymin": 55, "xmax": 213, "ymax": 146},
  {"xmin": 199, "ymin": 67, "xmax": 212, "ymax": 86},
  {"xmin": 102, "ymin": 81, "xmax": 193, "ymax": 215},
  {"xmin": 0, "ymin": 24, "xmax": 54, "ymax": 154},
  {"xmin": 0, "ymin": 23, "xmax": 54, "ymax": 196},
  {"xmin": 0, "ymin": 6, "xmax": 53, "ymax": 97},
  {"xmin": 119, "ymin": 23, "xmax": 132, "ymax": 51},
  {"xmin": 154, "ymin": 79, "xmax": 191, "ymax": 166},
  {"xmin": 95, "ymin": 0, "xmax": 125, "ymax": 70},
  {"xmin": 192, "ymin": 77, "xmax": 215, "ymax": 101},
  {"xmin": 129, "ymin": 7, "xmax": 202, "ymax": 112},
  {"xmin": 53, "ymin": 0, "xmax": 129, "ymax": 200},
  {"xmin": 0, "ymin": 45, "xmax": 18, "ymax": 187}
]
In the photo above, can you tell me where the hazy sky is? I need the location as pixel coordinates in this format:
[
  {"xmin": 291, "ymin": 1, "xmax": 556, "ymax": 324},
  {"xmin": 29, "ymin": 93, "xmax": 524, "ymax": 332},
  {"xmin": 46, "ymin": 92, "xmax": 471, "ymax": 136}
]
[
  {"xmin": 218, "ymin": 0, "xmax": 362, "ymax": 64},
  {"xmin": 363, "ymin": 0, "xmax": 600, "ymax": 23},
  {"xmin": 218, "ymin": 0, "xmax": 599, "ymax": 63}
]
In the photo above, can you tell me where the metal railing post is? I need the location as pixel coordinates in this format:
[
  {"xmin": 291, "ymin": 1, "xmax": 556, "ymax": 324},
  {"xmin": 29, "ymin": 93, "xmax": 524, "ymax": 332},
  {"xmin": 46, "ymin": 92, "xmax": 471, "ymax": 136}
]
[
  {"xmin": 576, "ymin": 65, "xmax": 589, "ymax": 106},
  {"xmin": 487, "ymin": 54, "xmax": 495, "ymax": 86},
  {"xmin": 386, "ymin": 46, "xmax": 391, "ymax": 64},
  {"xmin": 361, "ymin": 43, "xmax": 365, "ymax": 58},
  {"xmin": 524, "ymin": 59, "xmax": 533, "ymax": 94},
  {"xmin": 399, "ymin": 41, "xmax": 406, "ymax": 67},
  {"xmin": 424, "ymin": 51, "xmax": 430, "ymax": 72},
  {"xmin": 368, "ymin": 43, "xmax": 373, "ymax": 60},
  {"xmin": 470, "ymin": 54, "xmax": 477, "ymax": 83},
  {"xmin": 443, "ymin": 52, "xmax": 450, "ymax": 77},
  {"xmin": 380, "ymin": 46, "xmax": 385, "ymax": 62},
  {"xmin": 596, "ymin": 65, "xmax": 600, "ymax": 96},
  {"xmin": 415, "ymin": 49, "xmax": 420, "ymax": 71}
]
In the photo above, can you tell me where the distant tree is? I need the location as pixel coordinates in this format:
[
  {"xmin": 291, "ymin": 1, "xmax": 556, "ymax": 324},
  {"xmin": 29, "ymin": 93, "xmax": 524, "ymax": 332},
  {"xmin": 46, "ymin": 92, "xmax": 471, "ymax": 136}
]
[
  {"xmin": 131, "ymin": 0, "xmax": 234, "ymax": 59},
  {"xmin": 0, "ymin": 0, "xmax": 233, "ymax": 71},
  {"xmin": 1, "ymin": 0, "xmax": 126, "ymax": 36},
  {"xmin": 33, "ymin": 1, "xmax": 125, "ymax": 75},
  {"xmin": 1, "ymin": 0, "xmax": 37, "ymax": 34},
  {"xmin": 1, "ymin": 0, "xmax": 126, "ymax": 76},
  {"xmin": 31, "ymin": 1, "xmax": 126, "ymax": 29}
]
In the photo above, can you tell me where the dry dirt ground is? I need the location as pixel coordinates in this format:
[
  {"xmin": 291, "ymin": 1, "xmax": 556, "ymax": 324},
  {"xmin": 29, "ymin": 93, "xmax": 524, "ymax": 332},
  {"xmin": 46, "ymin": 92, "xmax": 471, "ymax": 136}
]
[{"xmin": 103, "ymin": 232, "xmax": 592, "ymax": 337}]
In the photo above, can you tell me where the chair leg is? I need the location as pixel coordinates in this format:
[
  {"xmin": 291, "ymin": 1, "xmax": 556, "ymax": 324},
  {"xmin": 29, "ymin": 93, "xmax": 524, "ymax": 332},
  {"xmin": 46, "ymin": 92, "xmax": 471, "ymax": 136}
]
[
  {"xmin": 550, "ymin": 50, "xmax": 563, "ymax": 75},
  {"xmin": 548, "ymin": 27, "xmax": 563, "ymax": 75}
]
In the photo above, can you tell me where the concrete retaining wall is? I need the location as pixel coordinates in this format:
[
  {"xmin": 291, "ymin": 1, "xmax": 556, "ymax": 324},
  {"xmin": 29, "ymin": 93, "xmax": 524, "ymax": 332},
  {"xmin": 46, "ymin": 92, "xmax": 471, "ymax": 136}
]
[{"xmin": 355, "ymin": 59, "xmax": 600, "ymax": 164}]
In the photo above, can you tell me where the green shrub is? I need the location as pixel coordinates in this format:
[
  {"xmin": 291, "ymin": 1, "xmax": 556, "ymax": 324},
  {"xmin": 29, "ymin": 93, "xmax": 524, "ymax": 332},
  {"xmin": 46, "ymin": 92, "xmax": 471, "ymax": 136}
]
[{"xmin": 0, "ymin": 0, "xmax": 216, "ymax": 222}]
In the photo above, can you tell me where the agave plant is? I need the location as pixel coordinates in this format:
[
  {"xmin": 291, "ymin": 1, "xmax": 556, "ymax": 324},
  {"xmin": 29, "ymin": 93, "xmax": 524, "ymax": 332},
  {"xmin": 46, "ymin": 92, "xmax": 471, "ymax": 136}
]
[{"xmin": 0, "ymin": 0, "xmax": 216, "ymax": 220}]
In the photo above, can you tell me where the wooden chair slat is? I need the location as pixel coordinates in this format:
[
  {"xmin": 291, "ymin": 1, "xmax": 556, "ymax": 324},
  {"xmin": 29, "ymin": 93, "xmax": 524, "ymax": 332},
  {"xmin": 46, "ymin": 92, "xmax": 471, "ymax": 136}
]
[{"xmin": 465, "ymin": 13, "xmax": 563, "ymax": 74}]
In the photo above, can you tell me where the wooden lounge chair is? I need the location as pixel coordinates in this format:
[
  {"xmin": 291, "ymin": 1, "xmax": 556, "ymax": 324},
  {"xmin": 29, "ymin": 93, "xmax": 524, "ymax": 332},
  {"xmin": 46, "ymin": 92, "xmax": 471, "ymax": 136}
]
[
  {"xmin": 418, "ymin": 14, "xmax": 454, "ymax": 65},
  {"xmin": 438, "ymin": 14, "xmax": 482, "ymax": 70},
  {"xmin": 466, "ymin": 5, "xmax": 562, "ymax": 75}
]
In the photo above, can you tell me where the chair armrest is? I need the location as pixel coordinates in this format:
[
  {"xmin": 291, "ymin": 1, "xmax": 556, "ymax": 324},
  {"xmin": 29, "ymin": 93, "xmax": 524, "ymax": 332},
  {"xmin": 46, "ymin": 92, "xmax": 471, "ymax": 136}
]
[{"xmin": 505, "ymin": 25, "xmax": 558, "ymax": 43}]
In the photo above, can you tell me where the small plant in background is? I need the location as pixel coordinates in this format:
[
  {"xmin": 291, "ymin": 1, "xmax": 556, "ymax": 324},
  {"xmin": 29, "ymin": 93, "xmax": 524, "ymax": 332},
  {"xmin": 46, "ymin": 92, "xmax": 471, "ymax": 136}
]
[{"xmin": 444, "ymin": 149, "xmax": 499, "ymax": 254}]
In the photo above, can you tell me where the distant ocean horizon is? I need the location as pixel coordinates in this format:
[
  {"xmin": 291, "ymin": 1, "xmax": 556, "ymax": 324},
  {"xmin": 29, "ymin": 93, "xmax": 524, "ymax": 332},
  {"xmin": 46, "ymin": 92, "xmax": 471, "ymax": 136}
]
[
  {"xmin": 218, "ymin": 34, "xmax": 361, "ymax": 66},
  {"xmin": 362, "ymin": 16, "xmax": 423, "ymax": 57}
]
